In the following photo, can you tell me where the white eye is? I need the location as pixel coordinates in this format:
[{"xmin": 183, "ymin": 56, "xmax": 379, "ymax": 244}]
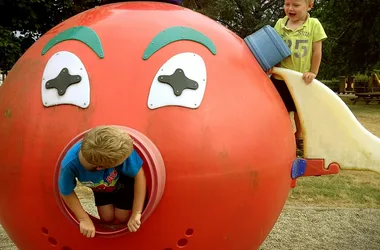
[
  {"xmin": 147, "ymin": 52, "xmax": 207, "ymax": 109},
  {"xmin": 41, "ymin": 51, "xmax": 90, "ymax": 108}
]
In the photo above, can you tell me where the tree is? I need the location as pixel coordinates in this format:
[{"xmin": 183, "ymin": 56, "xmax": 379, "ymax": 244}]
[
  {"xmin": 313, "ymin": 0, "xmax": 380, "ymax": 79},
  {"xmin": 0, "ymin": 27, "xmax": 22, "ymax": 71},
  {"xmin": 2, "ymin": 0, "xmax": 380, "ymax": 79},
  {"xmin": 183, "ymin": 0, "xmax": 284, "ymax": 37},
  {"xmin": 0, "ymin": 0, "xmax": 100, "ymax": 71}
]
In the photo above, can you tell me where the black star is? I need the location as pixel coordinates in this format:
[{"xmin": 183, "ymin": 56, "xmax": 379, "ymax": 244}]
[
  {"xmin": 158, "ymin": 68, "xmax": 199, "ymax": 96},
  {"xmin": 45, "ymin": 68, "xmax": 82, "ymax": 96}
]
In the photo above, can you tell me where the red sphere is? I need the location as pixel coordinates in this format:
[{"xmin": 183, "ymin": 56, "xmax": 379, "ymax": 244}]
[{"xmin": 0, "ymin": 2, "xmax": 295, "ymax": 250}]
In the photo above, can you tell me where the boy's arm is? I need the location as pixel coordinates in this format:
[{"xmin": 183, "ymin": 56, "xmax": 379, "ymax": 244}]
[
  {"xmin": 61, "ymin": 192, "xmax": 91, "ymax": 222},
  {"xmin": 131, "ymin": 167, "xmax": 147, "ymax": 215},
  {"xmin": 310, "ymin": 40, "xmax": 323, "ymax": 76},
  {"xmin": 59, "ymin": 167, "xmax": 88, "ymax": 221},
  {"xmin": 59, "ymin": 166, "xmax": 95, "ymax": 237},
  {"xmin": 61, "ymin": 192, "xmax": 95, "ymax": 238}
]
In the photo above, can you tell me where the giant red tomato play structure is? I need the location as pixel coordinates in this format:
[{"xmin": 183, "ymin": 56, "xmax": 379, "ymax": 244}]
[{"xmin": 0, "ymin": 2, "xmax": 312, "ymax": 250}]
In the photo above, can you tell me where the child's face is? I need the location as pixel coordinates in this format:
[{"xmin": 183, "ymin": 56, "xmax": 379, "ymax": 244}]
[{"xmin": 284, "ymin": 0, "xmax": 313, "ymax": 22}]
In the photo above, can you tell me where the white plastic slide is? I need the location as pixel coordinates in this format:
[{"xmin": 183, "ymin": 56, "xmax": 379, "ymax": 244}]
[{"xmin": 272, "ymin": 67, "xmax": 380, "ymax": 174}]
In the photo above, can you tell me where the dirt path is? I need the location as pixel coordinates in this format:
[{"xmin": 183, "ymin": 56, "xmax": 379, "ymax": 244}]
[{"xmin": 1, "ymin": 205, "xmax": 379, "ymax": 250}]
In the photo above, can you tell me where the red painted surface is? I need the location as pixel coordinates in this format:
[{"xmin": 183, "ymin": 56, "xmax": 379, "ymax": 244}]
[
  {"xmin": 290, "ymin": 159, "xmax": 340, "ymax": 188},
  {"xmin": 304, "ymin": 159, "xmax": 340, "ymax": 176},
  {"xmin": 0, "ymin": 2, "xmax": 296, "ymax": 250}
]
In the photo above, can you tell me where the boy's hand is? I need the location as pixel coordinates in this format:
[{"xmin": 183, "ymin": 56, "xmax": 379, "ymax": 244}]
[
  {"xmin": 128, "ymin": 212, "xmax": 142, "ymax": 232},
  {"xmin": 302, "ymin": 72, "xmax": 316, "ymax": 84},
  {"xmin": 79, "ymin": 218, "xmax": 96, "ymax": 238}
]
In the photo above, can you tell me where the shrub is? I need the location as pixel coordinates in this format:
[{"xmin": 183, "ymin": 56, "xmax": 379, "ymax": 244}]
[
  {"xmin": 353, "ymin": 73, "xmax": 370, "ymax": 82},
  {"xmin": 321, "ymin": 79, "xmax": 340, "ymax": 92}
]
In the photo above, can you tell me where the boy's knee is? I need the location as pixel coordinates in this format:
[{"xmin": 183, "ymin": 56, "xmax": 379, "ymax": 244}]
[
  {"xmin": 115, "ymin": 210, "xmax": 131, "ymax": 223},
  {"xmin": 97, "ymin": 205, "xmax": 116, "ymax": 223},
  {"xmin": 99, "ymin": 214, "xmax": 115, "ymax": 223}
]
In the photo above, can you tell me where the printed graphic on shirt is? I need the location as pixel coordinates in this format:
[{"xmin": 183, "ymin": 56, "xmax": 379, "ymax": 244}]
[
  {"xmin": 83, "ymin": 169, "xmax": 120, "ymax": 192},
  {"xmin": 285, "ymin": 39, "xmax": 309, "ymax": 58}
]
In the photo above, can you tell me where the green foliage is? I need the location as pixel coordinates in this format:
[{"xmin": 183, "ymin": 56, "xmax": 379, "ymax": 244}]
[
  {"xmin": 320, "ymin": 79, "xmax": 339, "ymax": 92},
  {"xmin": 313, "ymin": 0, "xmax": 380, "ymax": 79},
  {"xmin": 184, "ymin": 0, "xmax": 380, "ymax": 80},
  {"xmin": 290, "ymin": 169, "xmax": 380, "ymax": 208},
  {"xmin": 353, "ymin": 73, "xmax": 370, "ymax": 83},
  {"xmin": 1, "ymin": 0, "xmax": 380, "ymax": 80},
  {"xmin": 0, "ymin": 0, "xmax": 101, "ymax": 71},
  {"xmin": 0, "ymin": 27, "xmax": 22, "ymax": 71},
  {"xmin": 183, "ymin": 0, "xmax": 284, "ymax": 37}
]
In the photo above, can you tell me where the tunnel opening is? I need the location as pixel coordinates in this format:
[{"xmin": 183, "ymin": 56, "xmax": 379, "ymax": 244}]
[{"xmin": 53, "ymin": 126, "xmax": 166, "ymax": 237}]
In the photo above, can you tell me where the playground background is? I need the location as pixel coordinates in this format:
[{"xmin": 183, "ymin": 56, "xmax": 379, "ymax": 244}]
[
  {"xmin": 1, "ymin": 1, "xmax": 379, "ymax": 249},
  {"xmin": 1, "ymin": 95, "xmax": 379, "ymax": 250}
]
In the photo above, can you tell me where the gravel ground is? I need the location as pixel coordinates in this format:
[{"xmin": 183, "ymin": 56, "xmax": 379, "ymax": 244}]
[
  {"xmin": 260, "ymin": 206, "xmax": 380, "ymax": 250},
  {"xmin": 1, "ymin": 204, "xmax": 379, "ymax": 250}
]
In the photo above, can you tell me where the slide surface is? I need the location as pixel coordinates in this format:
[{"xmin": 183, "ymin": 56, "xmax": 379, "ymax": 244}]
[{"xmin": 272, "ymin": 67, "xmax": 380, "ymax": 174}]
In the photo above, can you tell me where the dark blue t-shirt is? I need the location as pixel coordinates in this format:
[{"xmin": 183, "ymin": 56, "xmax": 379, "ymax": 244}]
[{"xmin": 58, "ymin": 141, "xmax": 143, "ymax": 196}]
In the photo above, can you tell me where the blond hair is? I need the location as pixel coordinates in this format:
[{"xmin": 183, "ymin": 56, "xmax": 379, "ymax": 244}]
[{"xmin": 81, "ymin": 126, "xmax": 134, "ymax": 167}]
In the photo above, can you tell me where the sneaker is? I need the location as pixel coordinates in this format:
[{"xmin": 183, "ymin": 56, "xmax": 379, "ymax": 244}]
[
  {"xmin": 296, "ymin": 138, "xmax": 304, "ymax": 157},
  {"xmin": 296, "ymin": 148, "xmax": 304, "ymax": 158}
]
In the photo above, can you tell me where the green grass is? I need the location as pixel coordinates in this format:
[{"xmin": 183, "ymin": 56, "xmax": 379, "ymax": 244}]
[
  {"xmin": 288, "ymin": 97, "xmax": 380, "ymax": 208},
  {"xmin": 288, "ymin": 171, "xmax": 380, "ymax": 208}
]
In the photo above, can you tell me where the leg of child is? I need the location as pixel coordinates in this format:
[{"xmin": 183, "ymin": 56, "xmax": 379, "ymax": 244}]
[
  {"xmin": 97, "ymin": 204, "xmax": 115, "ymax": 223},
  {"xmin": 294, "ymin": 112, "xmax": 304, "ymax": 157},
  {"xmin": 115, "ymin": 208, "xmax": 131, "ymax": 223},
  {"xmin": 294, "ymin": 112, "xmax": 302, "ymax": 139},
  {"xmin": 114, "ymin": 175, "xmax": 135, "ymax": 223},
  {"xmin": 93, "ymin": 191, "xmax": 117, "ymax": 223},
  {"xmin": 113, "ymin": 175, "xmax": 148, "ymax": 224}
]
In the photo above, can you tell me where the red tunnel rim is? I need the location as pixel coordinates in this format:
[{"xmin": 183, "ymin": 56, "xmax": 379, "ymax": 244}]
[{"xmin": 53, "ymin": 125, "xmax": 166, "ymax": 236}]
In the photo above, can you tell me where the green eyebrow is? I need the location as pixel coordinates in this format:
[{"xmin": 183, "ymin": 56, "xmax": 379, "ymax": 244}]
[
  {"xmin": 143, "ymin": 26, "xmax": 217, "ymax": 60},
  {"xmin": 41, "ymin": 26, "xmax": 104, "ymax": 59}
]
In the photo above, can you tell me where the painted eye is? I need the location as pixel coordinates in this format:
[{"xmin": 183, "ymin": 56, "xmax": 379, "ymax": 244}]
[
  {"xmin": 41, "ymin": 51, "xmax": 90, "ymax": 108},
  {"xmin": 147, "ymin": 52, "xmax": 207, "ymax": 109}
]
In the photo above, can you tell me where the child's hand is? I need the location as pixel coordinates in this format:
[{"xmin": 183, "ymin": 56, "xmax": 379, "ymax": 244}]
[
  {"xmin": 302, "ymin": 72, "xmax": 316, "ymax": 84},
  {"xmin": 79, "ymin": 218, "xmax": 96, "ymax": 238},
  {"xmin": 128, "ymin": 212, "xmax": 142, "ymax": 232}
]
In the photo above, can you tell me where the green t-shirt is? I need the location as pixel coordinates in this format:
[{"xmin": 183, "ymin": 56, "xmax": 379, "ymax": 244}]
[{"xmin": 274, "ymin": 14, "xmax": 327, "ymax": 74}]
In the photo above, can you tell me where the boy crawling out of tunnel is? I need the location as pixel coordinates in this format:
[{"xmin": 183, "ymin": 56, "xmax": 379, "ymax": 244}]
[{"xmin": 58, "ymin": 125, "xmax": 147, "ymax": 238}]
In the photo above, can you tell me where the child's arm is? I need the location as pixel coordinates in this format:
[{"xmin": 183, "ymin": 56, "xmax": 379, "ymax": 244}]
[
  {"xmin": 61, "ymin": 192, "xmax": 96, "ymax": 238},
  {"xmin": 128, "ymin": 167, "xmax": 147, "ymax": 232},
  {"xmin": 61, "ymin": 192, "xmax": 90, "ymax": 223},
  {"xmin": 59, "ymin": 167, "xmax": 95, "ymax": 238},
  {"xmin": 303, "ymin": 40, "xmax": 323, "ymax": 84},
  {"xmin": 310, "ymin": 40, "xmax": 323, "ymax": 76},
  {"xmin": 132, "ymin": 168, "xmax": 147, "ymax": 215}
]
